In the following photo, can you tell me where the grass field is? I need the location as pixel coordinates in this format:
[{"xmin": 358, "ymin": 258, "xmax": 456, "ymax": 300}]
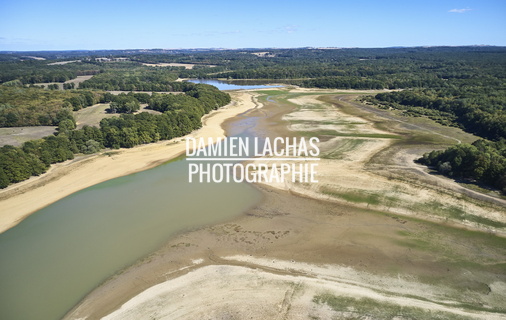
[
  {"xmin": 74, "ymin": 103, "xmax": 161, "ymax": 129},
  {"xmin": 74, "ymin": 103, "xmax": 117, "ymax": 129},
  {"xmin": 0, "ymin": 126, "xmax": 56, "ymax": 147},
  {"xmin": 34, "ymin": 75, "xmax": 94, "ymax": 90}
]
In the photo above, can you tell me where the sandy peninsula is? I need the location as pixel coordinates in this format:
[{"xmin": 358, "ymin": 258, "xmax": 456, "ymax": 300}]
[{"xmin": 0, "ymin": 91, "xmax": 261, "ymax": 234}]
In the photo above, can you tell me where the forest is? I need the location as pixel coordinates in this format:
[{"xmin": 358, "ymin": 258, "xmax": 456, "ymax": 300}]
[
  {"xmin": 417, "ymin": 140, "xmax": 506, "ymax": 194},
  {"xmin": 0, "ymin": 86, "xmax": 101, "ymax": 126},
  {"xmin": 0, "ymin": 46, "xmax": 504, "ymax": 192},
  {"xmin": 362, "ymin": 86, "xmax": 506, "ymax": 141},
  {"xmin": 0, "ymin": 83, "xmax": 229, "ymax": 188},
  {"xmin": 78, "ymin": 68, "xmax": 180, "ymax": 91},
  {"xmin": 0, "ymin": 59, "xmax": 100, "ymax": 84}
]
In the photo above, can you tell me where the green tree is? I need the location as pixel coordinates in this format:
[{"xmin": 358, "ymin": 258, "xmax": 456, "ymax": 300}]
[
  {"xmin": 82, "ymin": 139, "xmax": 101, "ymax": 154},
  {"xmin": 0, "ymin": 168, "xmax": 9, "ymax": 188},
  {"xmin": 57, "ymin": 119, "xmax": 76, "ymax": 135}
]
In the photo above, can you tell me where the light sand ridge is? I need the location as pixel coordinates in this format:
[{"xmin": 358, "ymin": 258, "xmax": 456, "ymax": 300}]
[{"xmin": 103, "ymin": 256, "xmax": 505, "ymax": 320}]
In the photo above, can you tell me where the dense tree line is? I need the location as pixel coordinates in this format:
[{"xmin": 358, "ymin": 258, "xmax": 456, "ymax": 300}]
[
  {"xmin": 0, "ymin": 85, "xmax": 101, "ymax": 127},
  {"xmin": 0, "ymin": 84, "xmax": 230, "ymax": 188},
  {"xmin": 101, "ymin": 91, "xmax": 151, "ymax": 104},
  {"xmin": 362, "ymin": 79, "xmax": 505, "ymax": 193},
  {"xmin": 0, "ymin": 77, "xmax": 228, "ymax": 127},
  {"xmin": 0, "ymin": 48, "xmax": 212, "ymax": 62},
  {"xmin": 3, "ymin": 47, "xmax": 505, "ymax": 90},
  {"xmin": 0, "ymin": 136, "xmax": 74, "ymax": 187},
  {"xmin": 1, "ymin": 46, "xmax": 505, "ymax": 193},
  {"xmin": 178, "ymin": 47, "xmax": 506, "ymax": 89},
  {"xmin": 0, "ymin": 60, "xmax": 100, "ymax": 84},
  {"xmin": 418, "ymin": 140, "xmax": 506, "ymax": 194},
  {"xmin": 78, "ymin": 69, "xmax": 180, "ymax": 91},
  {"xmin": 102, "ymin": 93, "xmax": 142, "ymax": 114},
  {"xmin": 148, "ymin": 84, "xmax": 231, "ymax": 112},
  {"xmin": 363, "ymin": 86, "xmax": 506, "ymax": 141},
  {"xmin": 63, "ymin": 83, "xmax": 75, "ymax": 90}
]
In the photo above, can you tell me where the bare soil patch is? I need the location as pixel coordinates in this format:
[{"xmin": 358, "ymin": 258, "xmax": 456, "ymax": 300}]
[
  {"xmin": 0, "ymin": 126, "xmax": 56, "ymax": 147},
  {"xmin": 74, "ymin": 103, "xmax": 117, "ymax": 128},
  {"xmin": 47, "ymin": 60, "xmax": 80, "ymax": 65},
  {"xmin": 107, "ymin": 91, "xmax": 183, "ymax": 95},
  {"xmin": 142, "ymin": 63, "xmax": 216, "ymax": 69},
  {"xmin": 74, "ymin": 104, "xmax": 162, "ymax": 129},
  {"xmin": 34, "ymin": 75, "xmax": 94, "ymax": 90}
]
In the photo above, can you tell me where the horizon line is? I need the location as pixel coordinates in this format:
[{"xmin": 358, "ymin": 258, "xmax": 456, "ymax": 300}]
[{"xmin": 1, "ymin": 45, "xmax": 504, "ymax": 53}]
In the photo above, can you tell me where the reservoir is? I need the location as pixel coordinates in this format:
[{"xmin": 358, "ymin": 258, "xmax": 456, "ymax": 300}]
[
  {"xmin": 188, "ymin": 79, "xmax": 281, "ymax": 90},
  {"xmin": 0, "ymin": 96, "xmax": 264, "ymax": 320}
]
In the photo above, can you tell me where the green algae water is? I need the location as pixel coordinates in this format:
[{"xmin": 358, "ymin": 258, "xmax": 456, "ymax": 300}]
[
  {"xmin": 0, "ymin": 103, "xmax": 266, "ymax": 320},
  {"xmin": 0, "ymin": 157, "xmax": 261, "ymax": 320},
  {"xmin": 0, "ymin": 83, "xmax": 276, "ymax": 320}
]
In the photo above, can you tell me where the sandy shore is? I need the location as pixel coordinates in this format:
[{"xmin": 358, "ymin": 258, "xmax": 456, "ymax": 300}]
[
  {"xmin": 103, "ymin": 257, "xmax": 503, "ymax": 320},
  {"xmin": 66, "ymin": 182, "xmax": 506, "ymax": 320},
  {"xmin": 0, "ymin": 91, "xmax": 260, "ymax": 234}
]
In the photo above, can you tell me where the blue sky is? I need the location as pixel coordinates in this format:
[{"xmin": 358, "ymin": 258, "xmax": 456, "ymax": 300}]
[{"xmin": 0, "ymin": 0, "xmax": 504, "ymax": 51}]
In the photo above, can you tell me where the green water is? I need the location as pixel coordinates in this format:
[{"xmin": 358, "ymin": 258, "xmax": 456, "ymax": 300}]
[{"xmin": 0, "ymin": 122, "xmax": 263, "ymax": 320}]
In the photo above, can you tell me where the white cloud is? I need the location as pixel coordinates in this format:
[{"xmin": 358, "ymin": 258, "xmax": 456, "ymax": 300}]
[
  {"xmin": 283, "ymin": 25, "xmax": 299, "ymax": 34},
  {"xmin": 449, "ymin": 8, "xmax": 472, "ymax": 13}
]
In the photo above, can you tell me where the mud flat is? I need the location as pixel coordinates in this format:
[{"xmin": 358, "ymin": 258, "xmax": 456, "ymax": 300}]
[
  {"xmin": 65, "ymin": 88, "xmax": 506, "ymax": 320},
  {"xmin": 66, "ymin": 182, "xmax": 506, "ymax": 319}
]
